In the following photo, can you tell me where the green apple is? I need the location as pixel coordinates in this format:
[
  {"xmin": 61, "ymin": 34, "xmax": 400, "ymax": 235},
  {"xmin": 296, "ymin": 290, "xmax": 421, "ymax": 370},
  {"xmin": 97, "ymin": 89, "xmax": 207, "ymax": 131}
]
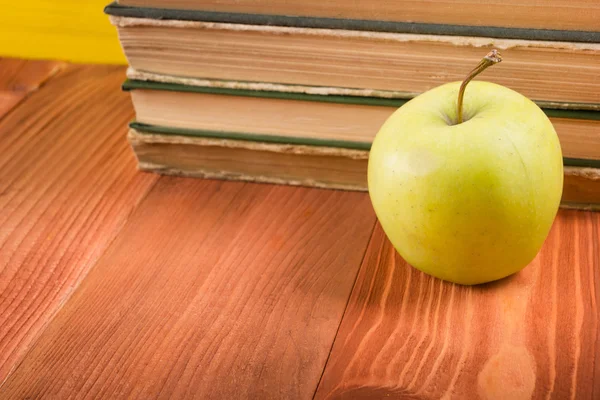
[{"xmin": 368, "ymin": 51, "xmax": 563, "ymax": 285}]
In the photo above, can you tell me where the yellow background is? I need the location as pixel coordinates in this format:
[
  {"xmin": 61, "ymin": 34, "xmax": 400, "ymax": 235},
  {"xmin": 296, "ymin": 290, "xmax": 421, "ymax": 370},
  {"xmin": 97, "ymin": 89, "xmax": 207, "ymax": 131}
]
[{"xmin": 0, "ymin": 0, "xmax": 127, "ymax": 64}]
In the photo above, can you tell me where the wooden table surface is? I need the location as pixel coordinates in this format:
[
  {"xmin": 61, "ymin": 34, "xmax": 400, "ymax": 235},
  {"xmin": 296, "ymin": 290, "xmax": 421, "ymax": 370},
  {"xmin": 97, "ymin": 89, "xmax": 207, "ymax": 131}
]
[{"xmin": 0, "ymin": 58, "xmax": 598, "ymax": 400}]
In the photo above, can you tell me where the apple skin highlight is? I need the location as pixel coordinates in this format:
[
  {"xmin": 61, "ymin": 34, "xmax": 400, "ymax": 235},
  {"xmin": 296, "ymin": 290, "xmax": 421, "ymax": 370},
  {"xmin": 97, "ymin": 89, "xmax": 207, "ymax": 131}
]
[{"xmin": 368, "ymin": 81, "xmax": 563, "ymax": 285}]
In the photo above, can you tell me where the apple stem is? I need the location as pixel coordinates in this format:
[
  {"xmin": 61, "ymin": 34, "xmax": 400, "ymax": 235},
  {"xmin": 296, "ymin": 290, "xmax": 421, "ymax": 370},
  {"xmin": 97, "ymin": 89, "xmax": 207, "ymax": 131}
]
[{"xmin": 457, "ymin": 49, "xmax": 502, "ymax": 124}]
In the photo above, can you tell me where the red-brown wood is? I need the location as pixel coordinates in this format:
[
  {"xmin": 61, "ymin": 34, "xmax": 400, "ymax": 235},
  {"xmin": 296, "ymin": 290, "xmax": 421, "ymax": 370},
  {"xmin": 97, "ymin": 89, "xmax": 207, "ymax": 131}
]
[
  {"xmin": 316, "ymin": 211, "xmax": 600, "ymax": 399},
  {"xmin": 0, "ymin": 179, "xmax": 376, "ymax": 399},
  {"xmin": 0, "ymin": 64, "xmax": 158, "ymax": 383},
  {"xmin": 0, "ymin": 60, "xmax": 598, "ymax": 399},
  {"xmin": 0, "ymin": 58, "xmax": 64, "ymax": 118}
]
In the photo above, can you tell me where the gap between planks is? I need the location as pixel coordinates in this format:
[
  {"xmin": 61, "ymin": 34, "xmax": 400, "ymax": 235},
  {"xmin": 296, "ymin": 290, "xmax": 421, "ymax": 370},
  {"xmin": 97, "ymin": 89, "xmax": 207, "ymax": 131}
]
[
  {"xmin": 0, "ymin": 61, "xmax": 159, "ymax": 385},
  {"xmin": 311, "ymin": 219, "xmax": 378, "ymax": 400},
  {"xmin": 0, "ymin": 58, "xmax": 65, "ymax": 120},
  {"xmin": 315, "ymin": 211, "xmax": 600, "ymax": 399},
  {"xmin": 0, "ymin": 178, "xmax": 376, "ymax": 399}
]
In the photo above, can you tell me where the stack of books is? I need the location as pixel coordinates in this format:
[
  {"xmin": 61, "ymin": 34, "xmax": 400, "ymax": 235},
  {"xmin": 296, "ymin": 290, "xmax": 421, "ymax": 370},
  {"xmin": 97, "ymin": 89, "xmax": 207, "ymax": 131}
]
[{"xmin": 105, "ymin": 1, "xmax": 600, "ymax": 209}]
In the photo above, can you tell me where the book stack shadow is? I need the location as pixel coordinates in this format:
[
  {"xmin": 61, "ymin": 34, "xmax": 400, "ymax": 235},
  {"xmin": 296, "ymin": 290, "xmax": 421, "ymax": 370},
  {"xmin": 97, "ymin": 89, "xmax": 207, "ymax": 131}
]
[{"xmin": 105, "ymin": 1, "xmax": 600, "ymax": 209}]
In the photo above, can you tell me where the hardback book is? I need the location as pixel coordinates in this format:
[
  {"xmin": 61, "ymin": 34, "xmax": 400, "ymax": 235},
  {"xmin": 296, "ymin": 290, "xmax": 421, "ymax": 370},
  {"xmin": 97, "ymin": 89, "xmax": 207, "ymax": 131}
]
[
  {"xmin": 124, "ymin": 78, "xmax": 600, "ymax": 208},
  {"xmin": 106, "ymin": 11, "xmax": 600, "ymax": 108},
  {"xmin": 124, "ymin": 78, "xmax": 600, "ymax": 167},
  {"xmin": 111, "ymin": 1, "xmax": 599, "ymax": 38},
  {"xmin": 129, "ymin": 128, "xmax": 600, "ymax": 210}
]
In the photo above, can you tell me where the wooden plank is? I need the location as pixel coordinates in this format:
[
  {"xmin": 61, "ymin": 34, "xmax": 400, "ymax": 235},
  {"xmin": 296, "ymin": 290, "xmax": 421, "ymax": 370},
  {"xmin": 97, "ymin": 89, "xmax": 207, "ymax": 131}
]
[
  {"xmin": 0, "ymin": 179, "xmax": 376, "ymax": 399},
  {"xmin": 0, "ymin": 64, "xmax": 158, "ymax": 383},
  {"xmin": 316, "ymin": 210, "xmax": 599, "ymax": 399},
  {"xmin": 0, "ymin": 58, "xmax": 64, "ymax": 118}
]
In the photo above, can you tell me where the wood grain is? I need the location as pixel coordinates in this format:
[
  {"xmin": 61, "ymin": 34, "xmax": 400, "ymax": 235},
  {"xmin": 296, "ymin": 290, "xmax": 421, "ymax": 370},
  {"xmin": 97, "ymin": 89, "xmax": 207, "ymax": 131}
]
[
  {"xmin": 0, "ymin": 179, "xmax": 376, "ymax": 399},
  {"xmin": 0, "ymin": 64, "xmax": 157, "ymax": 383},
  {"xmin": 316, "ymin": 211, "xmax": 599, "ymax": 399},
  {"xmin": 0, "ymin": 58, "xmax": 64, "ymax": 118}
]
